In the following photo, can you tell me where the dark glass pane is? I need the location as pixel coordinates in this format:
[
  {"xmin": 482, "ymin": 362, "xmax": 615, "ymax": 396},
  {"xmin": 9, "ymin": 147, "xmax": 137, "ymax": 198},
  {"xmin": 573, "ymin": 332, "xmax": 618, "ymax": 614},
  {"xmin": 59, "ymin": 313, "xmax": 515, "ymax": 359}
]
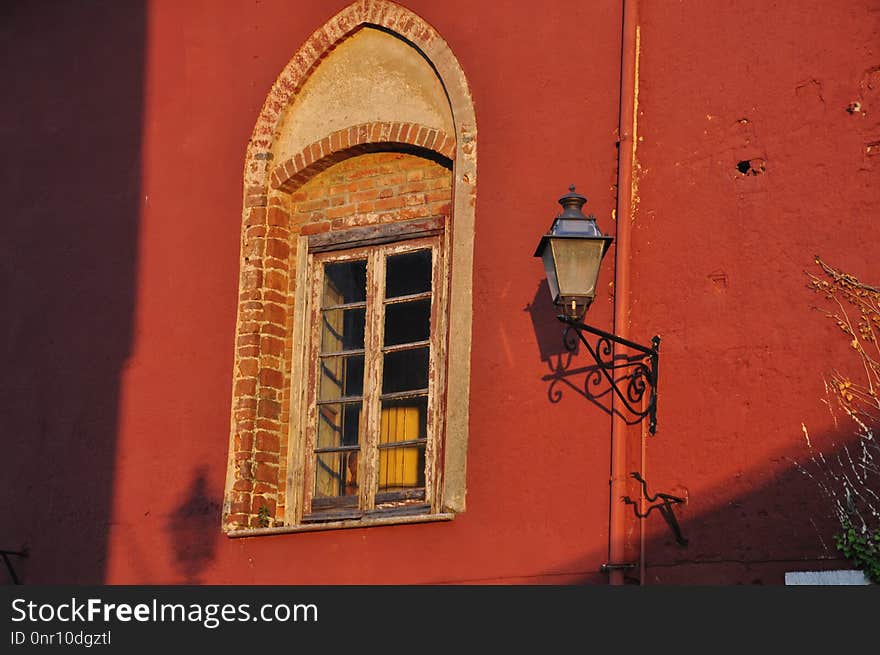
[
  {"xmin": 314, "ymin": 451, "xmax": 359, "ymax": 499},
  {"xmin": 319, "ymin": 354, "xmax": 364, "ymax": 400},
  {"xmin": 323, "ymin": 260, "xmax": 366, "ymax": 306},
  {"xmin": 317, "ymin": 402, "xmax": 362, "ymax": 449},
  {"xmin": 382, "ymin": 347, "xmax": 429, "ymax": 394},
  {"xmin": 380, "ymin": 396, "xmax": 428, "ymax": 444},
  {"xmin": 386, "ymin": 250, "xmax": 432, "ymax": 298},
  {"xmin": 321, "ymin": 307, "xmax": 366, "ymax": 352},
  {"xmin": 384, "ymin": 299, "xmax": 431, "ymax": 346},
  {"xmin": 378, "ymin": 443, "xmax": 425, "ymax": 490}
]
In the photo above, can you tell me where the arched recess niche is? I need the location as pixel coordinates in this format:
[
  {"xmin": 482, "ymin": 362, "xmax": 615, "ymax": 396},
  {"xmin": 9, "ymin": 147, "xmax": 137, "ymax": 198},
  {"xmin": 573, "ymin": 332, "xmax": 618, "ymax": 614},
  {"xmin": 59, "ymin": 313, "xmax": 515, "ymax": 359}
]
[{"xmin": 224, "ymin": 1, "xmax": 476, "ymax": 534}]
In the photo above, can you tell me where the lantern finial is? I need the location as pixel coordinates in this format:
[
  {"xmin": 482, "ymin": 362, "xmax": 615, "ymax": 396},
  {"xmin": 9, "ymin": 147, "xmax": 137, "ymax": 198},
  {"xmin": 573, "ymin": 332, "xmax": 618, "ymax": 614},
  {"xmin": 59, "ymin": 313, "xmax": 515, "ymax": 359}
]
[{"xmin": 557, "ymin": 186, "xmax": 588, "ymax": 220}]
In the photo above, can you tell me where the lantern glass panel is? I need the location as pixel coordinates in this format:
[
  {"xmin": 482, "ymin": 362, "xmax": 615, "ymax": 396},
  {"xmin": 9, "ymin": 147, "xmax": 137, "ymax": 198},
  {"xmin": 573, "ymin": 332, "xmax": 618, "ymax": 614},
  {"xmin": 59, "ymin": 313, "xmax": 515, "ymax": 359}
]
[
  {"xmin": 541, "ymin": 244, "xmax": 560, "ymax": 302},
  {"xmin": 550, "ymin": 238, "xmax": 606, "ymax": 299},
  {"xmin": 553, "ymin": 218, "xmax": 599, "ymax": 236}
]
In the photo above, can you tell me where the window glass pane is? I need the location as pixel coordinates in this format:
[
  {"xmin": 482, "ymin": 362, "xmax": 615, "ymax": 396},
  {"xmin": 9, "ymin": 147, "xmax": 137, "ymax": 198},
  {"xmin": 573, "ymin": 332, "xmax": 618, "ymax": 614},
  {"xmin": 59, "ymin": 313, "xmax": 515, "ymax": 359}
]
[
  {"xmin": 386, "ymin": 250, "xmax": 432, "ymax": 298},
  {"xmin": 314, "ymin": 451, "xmax": 359, "ymax": 499},
  {"xmin": 378, "ymin": 443, "xmax": 425, "ymax": 490},
  {"xmin": 380, "ymin": 397, "xmax": 428, "ymax": 444},
  {"xmin": 323, "ymin": 260, "xmax": 366, "ymax": 306},
  {"xmin": 384, "ymin": 299, "xmax": 431, "ymax": 346},
  {"xmin": 317, "ymin": 402, "xmax": 362, "ymax": 449},
  {"xmin": 382, "ymin": 347, "xmax": 429, "ymax": 394},
  {"xmin": 321, "ymin": 307, "xmax": 366, "ymax": 352},
  {"xmin": 319, "ymin": 354, "xmax": 364, "ymax": 400}
]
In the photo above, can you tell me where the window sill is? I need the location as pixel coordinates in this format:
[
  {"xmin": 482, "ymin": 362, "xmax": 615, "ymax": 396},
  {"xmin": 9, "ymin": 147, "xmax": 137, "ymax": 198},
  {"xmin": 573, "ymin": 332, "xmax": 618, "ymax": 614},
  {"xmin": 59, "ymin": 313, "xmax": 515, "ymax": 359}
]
[{"xmin": 224, "ymin": 511, "xmax": 455, "ymax": 538}]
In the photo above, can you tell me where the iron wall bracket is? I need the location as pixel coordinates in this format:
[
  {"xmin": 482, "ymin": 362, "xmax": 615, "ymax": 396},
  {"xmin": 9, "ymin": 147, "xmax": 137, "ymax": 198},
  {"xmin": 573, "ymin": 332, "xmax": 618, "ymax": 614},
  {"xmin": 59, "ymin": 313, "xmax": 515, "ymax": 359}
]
[{"xmin": 558, "ymin": 315, "xmax": 660, "ymax": 434}]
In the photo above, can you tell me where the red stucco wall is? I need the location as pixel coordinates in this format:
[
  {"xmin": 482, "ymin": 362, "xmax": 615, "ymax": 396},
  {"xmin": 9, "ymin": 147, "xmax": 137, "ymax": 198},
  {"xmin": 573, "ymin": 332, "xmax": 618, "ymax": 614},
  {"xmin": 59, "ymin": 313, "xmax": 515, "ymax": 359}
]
[
  {"xmin": 3, "ymin": 0, "xmax": 877, "ymax": 585},
  {"xmin": 113, "ymin": 0, "xmax": 624, "ymax": 585},
  {"xmin": 632, "ymin": 0, "xmax": 880, "ymax": 583}
]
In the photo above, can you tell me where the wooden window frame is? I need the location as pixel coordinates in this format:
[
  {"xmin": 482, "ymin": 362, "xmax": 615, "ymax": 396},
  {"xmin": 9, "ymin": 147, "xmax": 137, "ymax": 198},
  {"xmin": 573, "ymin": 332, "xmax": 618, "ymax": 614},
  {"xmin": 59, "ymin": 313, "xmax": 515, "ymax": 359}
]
[{"xmin": 288, "ymin": 217, "xmax": 451, "ymax": 530}]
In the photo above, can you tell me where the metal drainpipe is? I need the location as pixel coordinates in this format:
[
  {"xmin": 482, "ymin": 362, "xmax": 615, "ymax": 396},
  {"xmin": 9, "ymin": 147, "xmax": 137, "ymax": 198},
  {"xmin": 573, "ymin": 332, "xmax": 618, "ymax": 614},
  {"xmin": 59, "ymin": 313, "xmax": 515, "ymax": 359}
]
[
  {"xmin": 639, "ymin": 394, "xmax": 648, "ymax": 584},
  {"xmin": 609, "ymin": 0, "xmax": 640, "ymax": 586}
]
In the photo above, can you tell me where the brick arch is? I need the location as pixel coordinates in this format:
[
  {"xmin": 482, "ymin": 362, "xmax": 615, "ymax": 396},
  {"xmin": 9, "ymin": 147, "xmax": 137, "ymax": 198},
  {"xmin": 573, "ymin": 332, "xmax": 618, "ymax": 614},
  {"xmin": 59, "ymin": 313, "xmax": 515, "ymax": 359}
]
[
  {"xmin": 242, "ymin": 0, "xmax": 476, "ymax": 199},
  {"xmin": 270, "ymin": 121, "xmax": 455, "ymax": 193},
  {"xmin": 226, "ymin": 0, "xmax": 476, "ymax": 532}
]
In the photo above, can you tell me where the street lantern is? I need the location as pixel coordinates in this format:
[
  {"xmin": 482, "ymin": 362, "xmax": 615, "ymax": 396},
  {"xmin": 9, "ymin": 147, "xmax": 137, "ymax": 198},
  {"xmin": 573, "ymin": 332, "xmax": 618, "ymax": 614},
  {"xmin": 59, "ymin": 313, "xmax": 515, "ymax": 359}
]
[
  {"xmin": 532, "ymin": 185, "xmax": 677, "ymax": 567},
  {"xmin": 534, "ymin": 184, "xmax": 660, "ymax": 435},
  {"xmin": 533, "ymin": 185, "xmax": 613, "ymax": 320}
]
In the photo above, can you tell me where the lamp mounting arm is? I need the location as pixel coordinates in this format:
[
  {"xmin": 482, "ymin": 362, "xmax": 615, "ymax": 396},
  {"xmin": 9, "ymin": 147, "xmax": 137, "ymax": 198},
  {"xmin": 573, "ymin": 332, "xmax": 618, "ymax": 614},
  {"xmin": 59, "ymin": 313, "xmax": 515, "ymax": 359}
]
[{"xmin": 558, "ymin": 315, "xmax": 660, "ymax": 434}]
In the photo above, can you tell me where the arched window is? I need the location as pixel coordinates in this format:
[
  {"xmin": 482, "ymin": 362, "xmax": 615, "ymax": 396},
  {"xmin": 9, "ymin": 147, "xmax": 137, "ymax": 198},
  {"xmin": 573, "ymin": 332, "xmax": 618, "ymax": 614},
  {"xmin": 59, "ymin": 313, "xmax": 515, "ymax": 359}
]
[{"xmin": 223, "ymin": 1, "xmax": 476, "ymax": 535}]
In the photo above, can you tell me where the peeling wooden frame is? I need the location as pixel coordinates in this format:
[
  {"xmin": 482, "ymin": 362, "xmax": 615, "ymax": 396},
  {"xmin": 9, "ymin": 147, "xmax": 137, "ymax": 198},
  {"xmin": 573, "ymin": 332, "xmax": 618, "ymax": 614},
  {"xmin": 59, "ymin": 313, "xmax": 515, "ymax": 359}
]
[
  {"xmin": 288, "ymin": 221, "xmax": 448, "ymax": 530},
  {"xmin": 307, "ymin": 216, "xmax": 444, "ymax": 253}
]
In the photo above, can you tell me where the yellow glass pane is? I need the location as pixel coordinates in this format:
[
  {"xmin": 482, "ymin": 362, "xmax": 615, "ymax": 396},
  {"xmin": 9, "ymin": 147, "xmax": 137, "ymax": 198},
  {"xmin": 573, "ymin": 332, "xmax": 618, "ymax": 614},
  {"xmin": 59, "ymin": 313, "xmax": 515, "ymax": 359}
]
[{"xmin": 379, "ymin": 405, "xmax": 423, "ymax": 488}]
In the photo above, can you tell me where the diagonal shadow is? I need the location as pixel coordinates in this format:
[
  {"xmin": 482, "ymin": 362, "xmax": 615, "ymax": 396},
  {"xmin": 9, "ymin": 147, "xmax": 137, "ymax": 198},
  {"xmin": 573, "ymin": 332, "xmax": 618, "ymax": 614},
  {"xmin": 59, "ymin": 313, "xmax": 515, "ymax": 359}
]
[
  {"xmin": 528, "ymin": 428, "xmax": 870, "ymax": 585},
  {"xmin": 0, "ymin": 1, "xmax": 145, "ymax": 583},
  {"xmin": 524, "ymin": 284, "xmax": 870, "ymax": 585}
]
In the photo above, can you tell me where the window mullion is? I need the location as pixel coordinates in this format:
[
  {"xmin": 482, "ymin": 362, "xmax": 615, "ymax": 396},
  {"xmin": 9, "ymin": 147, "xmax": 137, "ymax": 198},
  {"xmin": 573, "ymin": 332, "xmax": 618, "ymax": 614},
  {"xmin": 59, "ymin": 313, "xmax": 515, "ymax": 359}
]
[
  {"xmin": 359, "ymin": 247, "xmax": 387, "ymax": 511},
  {"xmin": 425, "ymin": 241, "xmax": 443, "ymax": 510}
]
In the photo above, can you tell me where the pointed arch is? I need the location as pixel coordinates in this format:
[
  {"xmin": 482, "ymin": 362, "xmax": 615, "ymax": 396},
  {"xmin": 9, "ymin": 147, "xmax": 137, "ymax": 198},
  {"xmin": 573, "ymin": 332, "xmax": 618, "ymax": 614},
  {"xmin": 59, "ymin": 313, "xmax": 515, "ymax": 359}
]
[
  {"xmin": 241, "ymin": 0, "xmax": 476, "ymax": 198},
  {"xmin": 225, "ymin": 1, "xmax": 476, "ymax": 533}
]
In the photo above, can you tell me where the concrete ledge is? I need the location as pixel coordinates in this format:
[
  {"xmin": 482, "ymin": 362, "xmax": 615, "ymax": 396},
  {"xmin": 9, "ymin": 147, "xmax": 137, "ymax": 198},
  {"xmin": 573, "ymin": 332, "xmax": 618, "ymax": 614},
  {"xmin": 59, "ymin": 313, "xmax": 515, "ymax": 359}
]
[{"xmin": 784, "ymin": 570, "xmax": 871, "ymax": 585}]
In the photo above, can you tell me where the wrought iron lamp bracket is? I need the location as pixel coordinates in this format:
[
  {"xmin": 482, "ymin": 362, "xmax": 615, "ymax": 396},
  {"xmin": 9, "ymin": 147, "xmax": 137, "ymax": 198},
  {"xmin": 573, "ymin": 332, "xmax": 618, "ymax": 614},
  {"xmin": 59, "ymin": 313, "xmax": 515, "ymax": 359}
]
[{"xmin": 558, "ymin": 315, "xmax": 660, "ymax": 434}]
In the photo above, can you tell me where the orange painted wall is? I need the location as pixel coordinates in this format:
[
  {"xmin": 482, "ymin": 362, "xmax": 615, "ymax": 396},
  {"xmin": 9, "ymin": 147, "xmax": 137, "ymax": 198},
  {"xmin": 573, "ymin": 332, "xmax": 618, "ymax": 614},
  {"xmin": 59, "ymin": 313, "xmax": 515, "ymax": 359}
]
[{"xmin": 3, "ymin": 0, "xmax": 878, "ymax": 585}]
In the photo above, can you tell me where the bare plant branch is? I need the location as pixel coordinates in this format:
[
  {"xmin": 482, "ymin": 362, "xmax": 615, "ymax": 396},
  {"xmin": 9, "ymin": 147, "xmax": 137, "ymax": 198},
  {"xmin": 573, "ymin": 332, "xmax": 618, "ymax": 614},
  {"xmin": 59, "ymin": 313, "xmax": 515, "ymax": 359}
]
[{"xmin": 801, "ymin": 258, "xmax": 880, "ymax": 581}]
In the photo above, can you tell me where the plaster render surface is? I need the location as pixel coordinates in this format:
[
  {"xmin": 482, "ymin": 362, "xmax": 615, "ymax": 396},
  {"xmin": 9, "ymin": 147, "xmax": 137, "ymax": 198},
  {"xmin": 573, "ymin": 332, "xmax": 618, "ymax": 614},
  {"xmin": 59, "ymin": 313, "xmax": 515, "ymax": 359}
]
[{"xmin": 272, "ymin": 27, "xmax": 454, "ymax": 164}]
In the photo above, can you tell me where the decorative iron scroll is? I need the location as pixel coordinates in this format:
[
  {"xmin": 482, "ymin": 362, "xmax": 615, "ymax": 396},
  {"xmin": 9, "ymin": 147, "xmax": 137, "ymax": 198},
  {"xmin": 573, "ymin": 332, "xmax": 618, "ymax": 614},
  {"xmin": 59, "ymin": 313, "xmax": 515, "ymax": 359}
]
[{"xmin": 553, "ymin": 315, "xmax": 660, "ymax": 434}]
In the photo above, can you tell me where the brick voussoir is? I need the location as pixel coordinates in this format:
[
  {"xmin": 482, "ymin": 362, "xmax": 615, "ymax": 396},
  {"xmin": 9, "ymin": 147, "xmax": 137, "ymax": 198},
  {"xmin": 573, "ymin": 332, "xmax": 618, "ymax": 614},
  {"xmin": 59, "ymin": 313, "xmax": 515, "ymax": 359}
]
[{"xmin": 271, "ymin": 121, "xmax": 455, "ymax": 192}]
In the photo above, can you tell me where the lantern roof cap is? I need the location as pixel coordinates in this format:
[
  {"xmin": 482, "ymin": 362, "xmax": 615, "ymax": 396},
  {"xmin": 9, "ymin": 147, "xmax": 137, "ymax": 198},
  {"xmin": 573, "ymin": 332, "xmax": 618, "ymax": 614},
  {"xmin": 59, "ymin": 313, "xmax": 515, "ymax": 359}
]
[
  {"xmin": 534, "ymin": 186, "xmax": 613, "ymax": 257},
  {"xmin": 556, "ymin": 185, "xmax": 588, "ymax": 219}
]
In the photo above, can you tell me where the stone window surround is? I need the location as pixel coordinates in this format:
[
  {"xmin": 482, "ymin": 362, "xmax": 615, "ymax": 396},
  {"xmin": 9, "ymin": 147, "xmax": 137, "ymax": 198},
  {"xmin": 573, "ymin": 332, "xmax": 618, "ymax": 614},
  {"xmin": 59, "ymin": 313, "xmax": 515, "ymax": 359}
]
[{"xmin": 223, "ymin": 0, "xmax": 476, "ymax": 535}]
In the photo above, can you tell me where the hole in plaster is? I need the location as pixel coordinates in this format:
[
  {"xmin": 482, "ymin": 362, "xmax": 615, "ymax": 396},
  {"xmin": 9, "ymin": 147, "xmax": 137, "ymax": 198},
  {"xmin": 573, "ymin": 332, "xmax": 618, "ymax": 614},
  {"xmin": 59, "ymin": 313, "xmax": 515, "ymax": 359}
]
[
  {"xmin": 736, "ymin": 158, "xmax": 766, "ymax": 176},
  {"xmin": 708, "ymin": 270, "xmax": 729, "ymax": 289}
]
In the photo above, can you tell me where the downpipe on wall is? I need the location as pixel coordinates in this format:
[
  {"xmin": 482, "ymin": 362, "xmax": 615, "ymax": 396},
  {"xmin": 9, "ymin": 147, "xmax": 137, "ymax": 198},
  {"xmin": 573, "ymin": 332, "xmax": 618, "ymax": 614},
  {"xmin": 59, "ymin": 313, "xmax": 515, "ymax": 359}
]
[{"xmin": 608, "ymin": 0, "xmax": 640, "ymax": 586}]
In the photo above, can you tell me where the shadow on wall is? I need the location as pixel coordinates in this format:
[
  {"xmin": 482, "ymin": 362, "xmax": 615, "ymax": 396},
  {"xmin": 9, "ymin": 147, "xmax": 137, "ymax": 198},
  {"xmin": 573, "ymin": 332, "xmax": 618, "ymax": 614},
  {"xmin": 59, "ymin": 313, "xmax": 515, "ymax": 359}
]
[
  {"xmin": 524, "ymin": 280, "xmax": 572, "ymax": 364},
  {"xmin": 167, "ymin": 468, "xmax": 222, "ymax": 584},
  {"xmin": 525, "ymin": 280, "xmax": 649, "ymax": 427},
  {"xmin": 525, "ymin": 281, "xmax": 859, "ymax": 583},
  {"xmin": 0, "ymin": 1, "xmax": 145, "ymax": 583},
  {"xmin": 531, "ymin": 427, "xmax": 858, "ymax": 585}
]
